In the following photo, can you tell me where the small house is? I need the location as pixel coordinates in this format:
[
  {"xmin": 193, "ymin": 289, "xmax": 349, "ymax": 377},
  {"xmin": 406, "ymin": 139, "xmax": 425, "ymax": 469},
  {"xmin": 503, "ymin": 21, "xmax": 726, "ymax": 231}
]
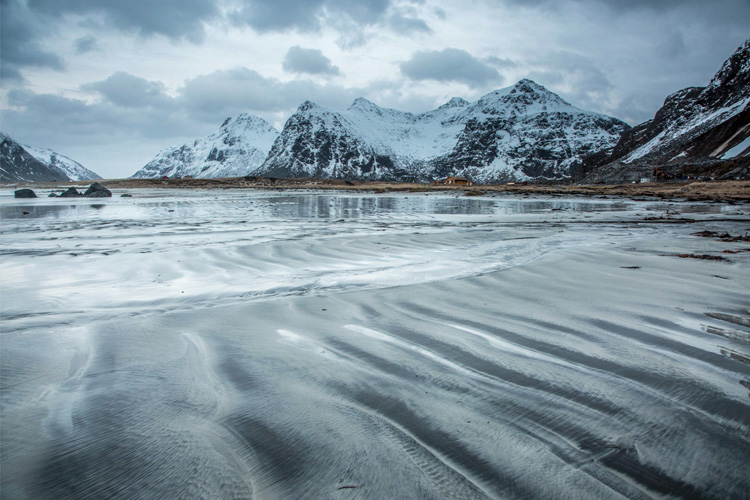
[{"xmin": 444, "ymin": 176, "xmax": 473, "ymax": 186}]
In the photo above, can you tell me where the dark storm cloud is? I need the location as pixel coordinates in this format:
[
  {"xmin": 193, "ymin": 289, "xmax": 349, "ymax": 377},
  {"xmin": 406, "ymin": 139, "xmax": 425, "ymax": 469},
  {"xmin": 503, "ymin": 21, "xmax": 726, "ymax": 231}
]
[
  {"xmin": 283, "ymin": 46, "xmax": 340, "ymax": 76},
  {"xmin": 0, "ymin": 0, "xmax": 64, "ymax": 82},
  {"xmin": 231, "ymin": 0, "xmax": 392, "ymax": 33},
  {"xmin": 74, "ymin": 35, "xmax": 100, "ymax": 55},
  {"xmin": 400, "ymin": 49, "xmax": 502, "ymax": 87},
  {"xmin": 28, "ymin": 0, "xmax": 219, "ymax": 43}
]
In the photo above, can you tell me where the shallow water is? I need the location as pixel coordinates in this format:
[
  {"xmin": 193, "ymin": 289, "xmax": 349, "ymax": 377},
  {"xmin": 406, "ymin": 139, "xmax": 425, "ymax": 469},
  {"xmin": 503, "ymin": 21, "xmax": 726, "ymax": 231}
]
[{"xmin": 1, "ymin": 189, "xmax": 749, "ymax": 499}]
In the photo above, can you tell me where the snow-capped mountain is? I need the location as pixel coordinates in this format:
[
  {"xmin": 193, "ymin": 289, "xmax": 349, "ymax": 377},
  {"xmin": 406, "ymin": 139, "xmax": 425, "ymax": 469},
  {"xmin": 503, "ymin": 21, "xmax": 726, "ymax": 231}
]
[
  {"xmin": 132, "ymin": 114, "xmax": 278, "ymax": 179},
  {"xmin": 256, "ymin": 79, "xmax": 629, "ymax": 183},
  {"xmin": 597, "ymin": 39, "xmax": 749, "ymax": 168},
  {"xmin": 1, "ymin": 132, "xmax": 101, "ymax": 183},
  {"xmin": 23, "ymin": 144, "xmax": 102, "ymax": 181}
]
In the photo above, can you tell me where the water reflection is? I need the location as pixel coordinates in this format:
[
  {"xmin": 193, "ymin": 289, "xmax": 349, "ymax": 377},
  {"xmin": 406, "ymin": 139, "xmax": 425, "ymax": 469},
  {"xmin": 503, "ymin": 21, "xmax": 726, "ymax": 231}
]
[{"xmin": 0, "ymin": 204, "xmax": 93, "ymax": 220}]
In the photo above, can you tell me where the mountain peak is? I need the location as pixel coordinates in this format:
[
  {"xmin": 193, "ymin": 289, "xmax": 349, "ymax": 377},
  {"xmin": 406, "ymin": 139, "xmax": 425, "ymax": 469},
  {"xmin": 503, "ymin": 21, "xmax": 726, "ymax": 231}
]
[
  {"xmin": 706, "ymin": 38, "xmax": 750, "ymax": 92},
  {"xmin": 438, "ymin": 97, "xmax": 470, "ymax": 109},
  {"xmin": 298, "ymin": 100, "xmax": 321, "ymax": 113},
  {"xmin": 512, "ymin": 79, "xmax": 549, "ymax": 94},
  {"xmin": 350, "ymin": 97, "xmax": 376, "ymax": 106},
  {"xmin": 348, "ymin": 97, "xmax": 385, "ymax": 114}
]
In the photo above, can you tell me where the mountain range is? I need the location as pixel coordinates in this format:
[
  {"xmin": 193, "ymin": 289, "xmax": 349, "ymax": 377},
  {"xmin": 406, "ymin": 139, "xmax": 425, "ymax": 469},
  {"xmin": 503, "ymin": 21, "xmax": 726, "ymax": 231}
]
[{"xmin": 134, "ymin": 80, "xmax": 630, "ymax": 183}]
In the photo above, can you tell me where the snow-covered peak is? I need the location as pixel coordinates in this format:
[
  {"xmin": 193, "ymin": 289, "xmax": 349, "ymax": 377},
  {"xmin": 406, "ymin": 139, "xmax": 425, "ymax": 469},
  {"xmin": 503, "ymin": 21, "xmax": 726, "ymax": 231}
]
[
  {"xmin": 348, "ymin": 97, "xmax": 380, "ymax": 111},
  {"xmin": 219, "ymin": 113, "xmax": 277, "ymax": 139},
  {"xmin": 472, "ymin": 79, "xmax": 577, "ymax": 117},
  {"xmin": 707, "ymin": 38, "xmax": 750, "ymax": 90},
  {"xmin": 297, "ymin": 100, "xmax": 322, "ymax": 113},
  {"xmin": 438, "ymin": 97, "xmax": 470, "ymax": 110}
]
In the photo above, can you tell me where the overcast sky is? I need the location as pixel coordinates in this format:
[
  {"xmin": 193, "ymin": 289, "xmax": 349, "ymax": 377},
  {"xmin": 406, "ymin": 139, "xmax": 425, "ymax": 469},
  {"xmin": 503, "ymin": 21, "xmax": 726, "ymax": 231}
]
[{"xmin": 1, "ymin": 0, "xmax": 748, "ymax": 178}]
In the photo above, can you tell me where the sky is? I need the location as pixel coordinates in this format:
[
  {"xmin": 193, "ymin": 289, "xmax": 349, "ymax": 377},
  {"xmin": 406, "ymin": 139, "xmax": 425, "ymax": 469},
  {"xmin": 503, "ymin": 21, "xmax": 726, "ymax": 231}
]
[{"xmin": 1, "ymin": 0, "xmax": 748, "ymax": 179}]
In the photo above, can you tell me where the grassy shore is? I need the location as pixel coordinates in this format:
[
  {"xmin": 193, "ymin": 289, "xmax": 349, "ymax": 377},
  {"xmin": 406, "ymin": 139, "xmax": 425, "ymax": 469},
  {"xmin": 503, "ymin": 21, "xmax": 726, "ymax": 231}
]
[{"xmin": 8, "ymin": 176, "xmax": 750, "ymax": 201}]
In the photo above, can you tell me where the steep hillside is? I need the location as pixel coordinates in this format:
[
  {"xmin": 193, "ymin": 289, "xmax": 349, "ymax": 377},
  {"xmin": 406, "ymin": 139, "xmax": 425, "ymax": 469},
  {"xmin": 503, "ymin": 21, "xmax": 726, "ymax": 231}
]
[
  {"xmin": 132, "ymin": 114, "xmax": 278, "ymax": 179},
  {"xmin": 584, "ymin": 39, "xmax": 750, "ymax": 181},
  {"xmin": 1, "ymin": 133, "xmax": 72, "ymax": 183},
  {"xmin": 23, "ymin": 144, "xmax": 102, "ymax": 181}
]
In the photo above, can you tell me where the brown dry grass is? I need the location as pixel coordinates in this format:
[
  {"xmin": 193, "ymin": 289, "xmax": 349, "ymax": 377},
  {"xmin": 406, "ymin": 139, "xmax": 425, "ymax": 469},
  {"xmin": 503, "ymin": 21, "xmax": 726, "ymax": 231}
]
[{"xmin": 10, "ymin": 177, "xmax": 750, "ymax": 201}]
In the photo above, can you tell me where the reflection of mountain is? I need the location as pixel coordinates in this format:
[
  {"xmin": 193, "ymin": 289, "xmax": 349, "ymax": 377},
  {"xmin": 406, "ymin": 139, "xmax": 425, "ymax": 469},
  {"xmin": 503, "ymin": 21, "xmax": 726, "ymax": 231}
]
[
  {"xmin": 132, "ymin": 114, "xmax": 279, "ymax": 179},
  {"xmin": 256, "ymin": 79, "xmax": 629, "ymax": 183},
  {"xmin": 0, "ymin": 132, "xmax": 101, "ymax": 182}
]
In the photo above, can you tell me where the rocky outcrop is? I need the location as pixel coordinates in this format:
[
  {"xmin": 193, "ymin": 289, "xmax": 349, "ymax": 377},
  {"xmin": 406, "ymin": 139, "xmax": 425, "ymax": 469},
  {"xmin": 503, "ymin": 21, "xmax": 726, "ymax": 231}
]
[
  {"xmin": 14, "ymin": 188, "xmax": 37, "ymax": 198},
  {"xmin": 83, "ymin": 182, "xmax": 112, "ymax": 197},
  {"xmin": 51, "ymin": 183, "xmax": 112, "ymax": 198}
]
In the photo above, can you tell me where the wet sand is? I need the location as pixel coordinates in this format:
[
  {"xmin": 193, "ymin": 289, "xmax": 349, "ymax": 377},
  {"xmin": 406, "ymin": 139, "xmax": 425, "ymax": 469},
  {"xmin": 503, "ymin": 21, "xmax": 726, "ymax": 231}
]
[{"xmin": 1, "ymin": 189, "xmax": 749, "ymax": 499}]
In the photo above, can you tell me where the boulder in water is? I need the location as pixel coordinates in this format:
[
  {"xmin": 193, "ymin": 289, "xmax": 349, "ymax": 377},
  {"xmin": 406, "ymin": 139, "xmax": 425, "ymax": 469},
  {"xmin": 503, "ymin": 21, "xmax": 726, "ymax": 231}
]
[
  {"xmin": 59, "ymin": 187, "xmax": 81, "ymax": 197},
  {"xmin": 14, "ymin": 189, "xmax": 37, "ymax": 198},
  {"xmin": 84, "ymin": 182, "xmax": 112, "ymax": 198}
]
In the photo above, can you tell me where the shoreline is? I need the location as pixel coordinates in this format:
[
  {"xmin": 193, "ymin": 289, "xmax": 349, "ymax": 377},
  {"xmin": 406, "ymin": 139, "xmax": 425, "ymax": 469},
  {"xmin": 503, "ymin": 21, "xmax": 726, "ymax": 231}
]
[{"xmin": 4, "ymin": 177, "xmax": 750, "ymax": 201}]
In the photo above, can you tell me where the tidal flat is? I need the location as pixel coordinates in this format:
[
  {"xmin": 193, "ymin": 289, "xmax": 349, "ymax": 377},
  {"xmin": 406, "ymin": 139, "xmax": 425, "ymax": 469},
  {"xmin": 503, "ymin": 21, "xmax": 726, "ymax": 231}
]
[{"xmin": 1, "ymin": 189, "xmax": 749, "ymax": 499}]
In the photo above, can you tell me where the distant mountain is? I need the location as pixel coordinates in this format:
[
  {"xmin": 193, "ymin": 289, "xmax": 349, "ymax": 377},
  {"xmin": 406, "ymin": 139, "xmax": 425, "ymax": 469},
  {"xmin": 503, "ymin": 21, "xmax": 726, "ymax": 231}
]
[
  {"xmin": 23, "ymin": 144, "xmax": 102, "ymax": 181},
  {"xmin": 255, "ymin": 79, "xmax": 630, "ymax": 183},
  {"xmin": 584, "ymin": 39, "xmax": 750, "ymax": 181},
  {"xmin": 132, "ymin": 114, "xmax": 278, "ymax": 179},
  {"xmin": 1, "ymin": 132, "xmax": 101, "ymax": 183}
]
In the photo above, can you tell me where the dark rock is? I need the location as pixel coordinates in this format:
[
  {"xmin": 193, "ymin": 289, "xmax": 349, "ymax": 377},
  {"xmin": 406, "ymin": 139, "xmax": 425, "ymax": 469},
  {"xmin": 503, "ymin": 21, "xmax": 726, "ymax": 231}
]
[
  {"xmin": 14, "ymin": 188, "xmax": 36, "ymax": 198},
  {"xmin": 59, "ymin": 187, "xmax": 81, "ymax": 197},
  {"xmin": 120, "ymin": 193, "xmax": 133, "ymax": 197},
  {"xmin": 83, "ymin": 182, "xmax": 112, "ymax": 198},
  {"xmin": 48, "ymin": 192, "xmax": 58, "ymax": 197}
]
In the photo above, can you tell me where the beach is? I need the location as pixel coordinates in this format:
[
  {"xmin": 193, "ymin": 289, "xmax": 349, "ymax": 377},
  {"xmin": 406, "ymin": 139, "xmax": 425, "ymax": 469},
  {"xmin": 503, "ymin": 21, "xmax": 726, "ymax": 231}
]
[{"xmin": 1, "ymin": 188, "xmax": 749, "ymax": 499}]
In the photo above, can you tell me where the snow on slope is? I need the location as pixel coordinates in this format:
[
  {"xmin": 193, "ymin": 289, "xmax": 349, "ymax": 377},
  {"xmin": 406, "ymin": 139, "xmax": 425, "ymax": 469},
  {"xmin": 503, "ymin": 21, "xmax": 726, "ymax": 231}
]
[
  {"xmin": 132, "ymin": 114, "xmax": 278, "ymax": 179},
  {"xmin": 23, "ymin": 144, "xmax": 102, "ymax": 181}
]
